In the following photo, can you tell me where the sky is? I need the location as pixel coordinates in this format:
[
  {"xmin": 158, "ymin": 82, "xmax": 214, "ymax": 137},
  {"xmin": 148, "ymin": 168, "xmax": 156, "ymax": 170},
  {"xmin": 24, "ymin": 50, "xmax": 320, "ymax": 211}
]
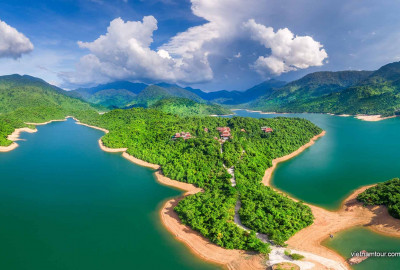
[{"xmin": 1, "ymin": 0, "xmax": 400, "ymax": 91}]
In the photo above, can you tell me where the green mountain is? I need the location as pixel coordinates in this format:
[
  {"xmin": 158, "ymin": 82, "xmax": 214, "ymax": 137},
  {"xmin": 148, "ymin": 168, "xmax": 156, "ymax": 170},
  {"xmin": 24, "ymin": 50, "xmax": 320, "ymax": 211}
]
[
  {"xmin": 0, "ymin": 74, "xmax": 96, "ymax": 146},
  {"xmin": 300, "ymin": 62, "xmax": 400, "ymax": 116},
  {"xmin": 68, "ymin": 81, "xmax": 147, "ymax": 108},
  {"xmin": 149, "ymin": 97, "xmax": 231, "ymax": 116},
  {"xmin": 249, "ymin": 71, "xmax": 373, "ymax": 112},
  {"xmin": 185, "ymin": 79, "xmax": 286, "ymax": 105},
  {"xmin": 86, "ymin": 89, "xmax": 137, "ymax": 109}
]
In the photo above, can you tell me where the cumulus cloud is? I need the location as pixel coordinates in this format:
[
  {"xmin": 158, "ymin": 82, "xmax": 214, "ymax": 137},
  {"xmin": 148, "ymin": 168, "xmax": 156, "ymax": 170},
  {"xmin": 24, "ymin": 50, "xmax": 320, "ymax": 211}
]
[
  {"xmin": 0, "ymin": 20, "xmax": 33, "ymax": 59},
  {"xmin": 244, "ymin": 19, "xmax": 328, "ymax": 75},
  {"xmin": 64, "ymin": 0, "xmax": 328, "ymax": 86},
  {"xmin": 64, "ymin": 16, "xmax": 212, "ymax": 85}
]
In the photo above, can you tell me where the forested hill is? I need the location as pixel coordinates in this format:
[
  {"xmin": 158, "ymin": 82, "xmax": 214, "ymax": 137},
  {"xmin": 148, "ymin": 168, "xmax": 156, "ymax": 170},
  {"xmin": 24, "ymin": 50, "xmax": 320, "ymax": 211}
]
[
  {"xmin": 68, "ymin": 81, "xmax": 227, "ymax": 114},
  {"xmin": 248, "ymin": 61, "xmax": 400, "ymax": 116},
  {"xmin": 0, "ymin": 74, "xmax": 97, "ymax": 146},
  {"xmin": 185, "ymin": 79, "xmax": 286, "ymax": 105},
  {"xmin": 76, "ymin": 108, "xmax": 322, "ymax": 253},
  {"xmin": 148, "ymin": 97, "xmax": 231, "ymax": 116},
  {"xmin": 248, "ymin": 70, "xmax": 373, "ymax": 112}
]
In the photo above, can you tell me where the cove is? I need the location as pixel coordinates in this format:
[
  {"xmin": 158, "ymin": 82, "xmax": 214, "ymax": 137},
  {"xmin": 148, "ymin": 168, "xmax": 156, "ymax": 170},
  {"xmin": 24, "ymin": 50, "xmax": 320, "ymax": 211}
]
[
  {"xmin": 323, "ymin": 227, "xmax": 400, "ymax": 269},
  {"xmin": 232, "ymin": 110, "xmax": 400, "ymax": 209},
  {"xmin": 0, "ymin": 118, "xmax": 218, "ymax": 270}
]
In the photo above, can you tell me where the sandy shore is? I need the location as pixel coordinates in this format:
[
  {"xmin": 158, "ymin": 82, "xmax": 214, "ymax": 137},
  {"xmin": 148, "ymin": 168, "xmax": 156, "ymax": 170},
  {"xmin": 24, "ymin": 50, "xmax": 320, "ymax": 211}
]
[
  {"xmin": 355, "ymin": 114, "xmax": 398, "ymax": 122},
  {"xmin": 260, "ymin": 130, "xmax": 400, "ymax": 268},
  {"xmin": 0, "ymin": 127, "xmax": 38, "ymax": 152},
  {"xmin": 286, "ymin": 186, "xmax": 400, "ymax": 267},
  {"xmin": 262, "ymin": 131, "xmax": 326, "ymax": 186},
  {"xmin": 74, "ymin": 121, "xmax": 268, "ymax": 270},
  {"xmin": 155, "ymin": 170, "xmax": 268, "ymax": 270},
  {"xmin": 25, "ymin": 118, "xmax": 67, "ymax": 125}
]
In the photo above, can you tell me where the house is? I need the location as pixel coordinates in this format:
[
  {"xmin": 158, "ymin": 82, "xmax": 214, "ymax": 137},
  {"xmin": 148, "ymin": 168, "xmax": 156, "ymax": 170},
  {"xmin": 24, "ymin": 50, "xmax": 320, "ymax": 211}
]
[
  {"xmin": 261, "ymin": 126, "xmax": 274, "ymax": 133},
  {"xmin": 204, "ymin": 128, "xmax": 209, "ymax": 132},
  {"xmin": 173, "ymin": 132, "xmax": 192, "ymax": 140},
  {"xmin": 217, "ymin": 127, "xmax": 231, "ymax": 140},
  {"xmin": 240, "ymin": 128, "xmax": 246, "ymax": 132}
]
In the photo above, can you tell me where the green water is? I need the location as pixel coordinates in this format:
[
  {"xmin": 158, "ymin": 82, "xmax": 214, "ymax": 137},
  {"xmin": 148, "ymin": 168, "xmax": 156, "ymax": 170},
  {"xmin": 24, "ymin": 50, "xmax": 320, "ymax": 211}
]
[
  {"xmin": 0, "ymin": 119, "xmax": 218, "ymax": 270},
  {"xmin": 324, "ymin": 227, "xmax": 400, "ymax": 269},
  {"xmin": 232, "ymin": 110, "xmax": 400, "ymax": 270},
  {"xmin": 233, "ymin": 110, "xmax": 400, "ymax": 209}
]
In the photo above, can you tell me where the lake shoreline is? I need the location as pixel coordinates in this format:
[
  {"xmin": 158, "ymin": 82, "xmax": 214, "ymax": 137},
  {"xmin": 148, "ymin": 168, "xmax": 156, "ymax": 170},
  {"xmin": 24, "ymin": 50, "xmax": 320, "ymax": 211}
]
[
  {"xmin": 260, "ymin": 131, "xmax": 400, "ymax": 268},
  {"xmin": 232, "ymin": 109, "xmax": 399, "ymax": 122},
  {"xmin": 3, "ymin": 116, "xmax": 399, "ymax": 270},
  {"xmin": 0, "ymin": 127, "xmax": 38, "ymax": 152},
  {"xmin": 0, "ymin": 117, "xmax": 74, "ymax": 153},
  {"xmin": 79, "ymin": 120, "xmax": 267, "ymax": 270}
]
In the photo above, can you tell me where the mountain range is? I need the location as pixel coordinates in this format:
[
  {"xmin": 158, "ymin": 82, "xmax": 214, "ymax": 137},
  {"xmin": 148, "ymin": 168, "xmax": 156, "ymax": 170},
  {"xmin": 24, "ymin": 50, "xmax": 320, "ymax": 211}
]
[{"xmin": 2, "ymin": 61, "xmax": 400, "ymax": 122}]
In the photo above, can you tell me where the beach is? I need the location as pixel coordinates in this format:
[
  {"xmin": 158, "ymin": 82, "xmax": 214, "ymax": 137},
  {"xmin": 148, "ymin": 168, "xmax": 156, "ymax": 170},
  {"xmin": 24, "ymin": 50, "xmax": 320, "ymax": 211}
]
[{"xmin": 355, "ymin": 114, "xmax": 398, "ymax": 122}]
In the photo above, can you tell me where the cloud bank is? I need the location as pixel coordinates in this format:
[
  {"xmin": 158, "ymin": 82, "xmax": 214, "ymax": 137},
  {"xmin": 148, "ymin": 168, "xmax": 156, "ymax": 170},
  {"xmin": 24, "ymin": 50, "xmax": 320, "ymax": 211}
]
[
  {"xmin": 244, "ymin": 19, "xmax": 328, "ymax": 75},
  {"xmin": 0, "ymin": 20, "xmax": 33, "ymax": 59},
  {"xmin": 65, "ymin": 0, "xmax": 328, "ymax": 86}
]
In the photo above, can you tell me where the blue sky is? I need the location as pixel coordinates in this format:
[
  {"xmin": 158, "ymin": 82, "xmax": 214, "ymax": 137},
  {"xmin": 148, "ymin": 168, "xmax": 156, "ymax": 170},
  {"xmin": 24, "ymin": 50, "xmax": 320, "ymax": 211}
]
[{"xmin": 0, "ymin": 0, "xmax": 400, "ymax": 91}]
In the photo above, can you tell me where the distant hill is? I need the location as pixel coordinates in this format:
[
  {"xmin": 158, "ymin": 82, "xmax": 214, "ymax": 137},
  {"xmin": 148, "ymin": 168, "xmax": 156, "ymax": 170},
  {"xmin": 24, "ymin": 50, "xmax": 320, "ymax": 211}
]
[
  {"xmin": 249, "ymin": 71, "xmax": 373, "ymax": 112},
  {"xmin": 185, "ymin": 79, "xmax": 286, "ymax": 105},
  {"xmin": 0, "ymin": 74, "xmax": 95, "ymax": 114},
  {"xmin": 296, "ymin": 62, "xmax": 400, "ymax": 116},
  {"xmin": 0, "ymin": 74, "xmax": 97, "ymax": 146},
  {"xmin": 68, "ymin": 81, "xmax": 147, "ymax": 107},
  {"xmin": 149, "ymin": 97, "xmax": 231, "ymax": 116}
]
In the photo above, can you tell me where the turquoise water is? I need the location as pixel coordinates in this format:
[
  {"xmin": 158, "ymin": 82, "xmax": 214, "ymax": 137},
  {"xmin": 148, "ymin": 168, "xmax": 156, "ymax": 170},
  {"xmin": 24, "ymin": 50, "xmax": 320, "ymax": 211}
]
[
  {"xmin": 0, "ymin": 119, "xmax": 218, "ymax": 270},
  {"xmin": 232, "ymin": 110, "xmax": 400, "ymax": 269},
  {"xmin": 324, "ymin": 227, "xmax": 400, "ymax": 269},
  {"xmin": 232, "ymin": 110, "xmax": 400, "ymax": 209}
]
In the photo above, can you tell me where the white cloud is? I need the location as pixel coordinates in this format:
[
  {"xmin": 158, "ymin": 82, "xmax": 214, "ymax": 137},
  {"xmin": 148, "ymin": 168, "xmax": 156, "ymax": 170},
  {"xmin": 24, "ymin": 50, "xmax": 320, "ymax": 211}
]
[
  {"xmin": 0, "ymin": 20, "xmax": 33, "ymax": 59},
  {"xmin": 64, "ymin": 0, "xmax": 327, "ymax": 86},
  {"xmin": 64, "ymin": 16, "xmax": 212, "ymax": 85},
  {"xmin": 244, "ymin": 19, "xmax": 328, "ymax": 75}
]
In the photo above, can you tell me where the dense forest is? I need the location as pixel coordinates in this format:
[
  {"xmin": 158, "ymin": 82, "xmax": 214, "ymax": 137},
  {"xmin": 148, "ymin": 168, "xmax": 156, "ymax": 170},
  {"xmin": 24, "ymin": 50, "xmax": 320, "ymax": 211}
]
[
  {"xmin": 357, "ymin": 178, "xmax": 400, "ymax": 219},
  {"xmin": 1, "ymin": 74, "xmax": 323, "ymax": 254},
  {"xmin": 0, "ymin": 75, "xmax": 97, "ymax": 146},
  {"xmin": 247, "ymin": 62, "xmax": 400, "ymax": 117},
  {"xmin": 76, "ymin": 108, "xmax": 322, "ymax": 250}
]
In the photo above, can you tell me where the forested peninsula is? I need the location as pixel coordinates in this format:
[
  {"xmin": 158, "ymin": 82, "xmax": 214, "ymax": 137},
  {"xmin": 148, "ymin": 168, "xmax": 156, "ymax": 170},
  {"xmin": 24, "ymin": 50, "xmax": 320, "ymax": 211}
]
[
  {"xmin": 75, "ymin": 108, "xmax": 321, "ymax": 252},
  {"xmin": 0, "ymin": 74, "xmax": 322, "ymax": 255}
]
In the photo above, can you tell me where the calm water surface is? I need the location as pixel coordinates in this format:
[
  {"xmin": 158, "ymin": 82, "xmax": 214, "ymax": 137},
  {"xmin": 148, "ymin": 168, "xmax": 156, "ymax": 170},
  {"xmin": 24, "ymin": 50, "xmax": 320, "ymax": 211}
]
[
  {"xmin": 233, "ymin": 110, "xmax": 400, "ymax": 269},
  {"xmin": 0, "ymin": 119, "xmax": 218, "ymax": 270},
  {"xmin": 323, "ymin": 227, "xmax": 400, "ymax": 269},
  {"xmin": 233, "ymin": 110, "xmax": 400, "ymax": 209}
]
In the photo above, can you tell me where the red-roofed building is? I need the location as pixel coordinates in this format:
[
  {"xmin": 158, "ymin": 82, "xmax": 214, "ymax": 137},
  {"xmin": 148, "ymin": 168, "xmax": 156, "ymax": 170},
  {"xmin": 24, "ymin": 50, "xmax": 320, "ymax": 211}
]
[
  {"xmin": 261, "ymin": 127, "xmax": 274, "ymax": 133},
  {"xmin": 217, "ymin": 127, "xmax": 232, "ymax": 140},
  {"xmin": 173, "ymin": 132, "xmax": 192, "ymax": 140}
]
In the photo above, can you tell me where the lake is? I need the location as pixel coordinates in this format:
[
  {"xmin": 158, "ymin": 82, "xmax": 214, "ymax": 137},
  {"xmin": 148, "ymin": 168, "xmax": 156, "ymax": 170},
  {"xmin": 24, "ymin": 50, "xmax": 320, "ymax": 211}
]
[
  {"xmin": 2, "ymin": 112, "xmax": 400, "ymax": 270},
  {"xmin": 0, "ymin": 118, "xmax": 218, "ymax": 270},
  {"xmin": 232, "ymin": 110, "xmax": 400, "ymax": 269},
  {"xmin": 232, "ymin": 110, "xmax": 400, "ymax": 209}
]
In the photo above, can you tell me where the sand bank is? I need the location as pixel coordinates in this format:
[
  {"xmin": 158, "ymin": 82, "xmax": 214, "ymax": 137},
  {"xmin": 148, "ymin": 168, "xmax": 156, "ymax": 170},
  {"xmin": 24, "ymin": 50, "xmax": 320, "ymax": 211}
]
[
  {"xmin": 0, "ymin": 127, "xmax": 37, "ymax": 152},
  {"xmin": 355, "ymin": 114, "xmax": 397, "ymax": 122}
]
